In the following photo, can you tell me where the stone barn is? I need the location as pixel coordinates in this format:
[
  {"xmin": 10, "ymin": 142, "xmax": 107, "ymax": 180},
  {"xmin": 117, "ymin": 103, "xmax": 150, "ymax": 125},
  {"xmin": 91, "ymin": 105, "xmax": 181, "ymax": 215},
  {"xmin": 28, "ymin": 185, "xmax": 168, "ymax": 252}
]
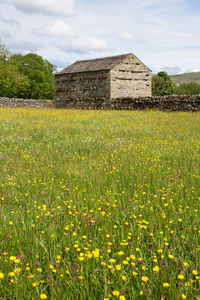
[{"xmin": 55, "ymin": 53, "xmax": 151, "ymax": 106}]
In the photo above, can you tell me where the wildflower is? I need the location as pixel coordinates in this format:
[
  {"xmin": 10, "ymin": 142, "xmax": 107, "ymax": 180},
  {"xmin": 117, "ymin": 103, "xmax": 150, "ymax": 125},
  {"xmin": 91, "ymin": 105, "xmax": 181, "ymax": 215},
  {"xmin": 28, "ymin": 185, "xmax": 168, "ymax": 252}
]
[
  {"xmin": 32, "ymin": 282, "xmax": 38, "ymax": 287},
  {"xmin": 78, "ymin": 257, "xmax": 84, "ymax": 261},
  {"xmin": 116, "ymin": 265, "xmax": 121, "ymax": 271},
  {"xmin": 163, "ymin": 283, "xmax": 170, "ymax": 287},
  {"xmin": 141, "ymin": 276, "xmax": 149, "ymax": 282},
  {"xmin": 37, "ymin": 268, "xmax": 42, "ymax": 273},
  {"xmin": 0, "ymin": 272, "xmax": 4, "ymax": 279},
  {"xmin": 40, "ymin": 294, "xmax": 47, "ymax": 299},
  {"xmin": 113, "ymin": 290, "xmax": 120, "ymax": 296},
  {"xmin": 10, "ymin": 256, "xmax": 16, "ymax": 261},
  {"xmin": 14, "ymin": 258, "xmax": 21, "ymax": 264},
  {"xmin": 192, "ymin": 270, "xmax": 198, "ymax": 275},
  {"xmin": 9, "ymin": 272, "xmax": 15, "ymax": 277},
  {"xmin": 153, "ymin": 266, "xmax": 159, "ymax": 272},
  {"xmin": 183, "ymin": 262, "xmax": 189, "ymax": 267},
  {"xmin": 178, "ymin": 274, "xmax": 184, "ymax": 280},
  {"xmin": 120, "ymin": 296, "xmax": 126, "ymax": 300},
  {"xmin": 132, "ymin": 271, "xmax": 138, "ymax": 276},
  {"xmin": 121, "ymin": 275, "xmax": 126, "ymax": 281},
  {"xmin": 130, "ymin": 255, "xmax": 136, "ymax": 260},
  {"xmin": 182, "ymin": 294, "xmax": 186, "ymax": 299}
]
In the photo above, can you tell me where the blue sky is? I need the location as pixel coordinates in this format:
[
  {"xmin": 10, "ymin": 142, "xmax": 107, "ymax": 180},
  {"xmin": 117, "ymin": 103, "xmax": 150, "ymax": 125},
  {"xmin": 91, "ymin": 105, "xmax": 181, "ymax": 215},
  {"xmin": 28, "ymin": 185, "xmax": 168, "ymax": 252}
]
[{"xmin": 0, "ymin": 0, "xmax": 200, "ymax": 74}]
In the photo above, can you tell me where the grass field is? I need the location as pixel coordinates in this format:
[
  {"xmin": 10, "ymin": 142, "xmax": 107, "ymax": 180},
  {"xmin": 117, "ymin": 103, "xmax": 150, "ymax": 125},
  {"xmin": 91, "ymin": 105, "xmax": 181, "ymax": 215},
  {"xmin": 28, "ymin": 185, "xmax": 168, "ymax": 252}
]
[{"xmin": 0, "ymin": 108, "xmax": 199, "ymax": 300}]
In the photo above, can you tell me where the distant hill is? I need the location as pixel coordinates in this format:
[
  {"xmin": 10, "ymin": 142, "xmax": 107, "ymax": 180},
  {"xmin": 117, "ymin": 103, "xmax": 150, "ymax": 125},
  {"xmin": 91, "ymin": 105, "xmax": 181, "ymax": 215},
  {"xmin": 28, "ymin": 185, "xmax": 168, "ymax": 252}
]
[{"xmin": 170, "ymin": 72, "xmax": 200, "ymax": 85}]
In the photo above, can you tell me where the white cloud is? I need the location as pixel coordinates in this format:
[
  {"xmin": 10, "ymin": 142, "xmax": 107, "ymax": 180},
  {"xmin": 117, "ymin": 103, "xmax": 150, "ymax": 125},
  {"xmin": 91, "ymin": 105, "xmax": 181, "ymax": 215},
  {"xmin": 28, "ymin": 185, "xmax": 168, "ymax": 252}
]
[
  {"xmin": 4, "ymin": 0, "xmax": 74, "ymax": 16},
  {"xmin": 161, "ymin": 66, "xmax": 183, "ymax": 75},
  {"xmin": 0, "ymin": 0, "xmax": 200, "ymax": 74},
  {"xmin": 70, "ymin": 37, "xmax": 111, "ymax": 54},
  {"xmin": 118, "ymin": 32, "xmax": 133, "ymax": 41},
  {"xmin": 34, "ymin": 20, "xmax": 74, "ymax": 37}
]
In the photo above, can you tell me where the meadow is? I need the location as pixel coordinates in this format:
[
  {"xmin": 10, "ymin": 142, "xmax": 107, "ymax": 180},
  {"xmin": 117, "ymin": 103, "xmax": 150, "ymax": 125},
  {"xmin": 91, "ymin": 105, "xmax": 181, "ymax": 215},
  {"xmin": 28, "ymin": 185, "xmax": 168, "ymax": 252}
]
[{"xmin": 0, "ymin": 108, "xmax": 199, "ymax": 300}]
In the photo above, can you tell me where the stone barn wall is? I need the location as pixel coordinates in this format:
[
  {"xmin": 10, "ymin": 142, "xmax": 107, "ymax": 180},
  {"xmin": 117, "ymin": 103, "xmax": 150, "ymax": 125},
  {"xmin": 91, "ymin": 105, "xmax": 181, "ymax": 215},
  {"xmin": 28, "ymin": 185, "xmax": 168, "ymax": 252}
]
[
  {"xmin": 110, "ymin": 55, "xmax": 151, "ymax": 98},
  {"xmin": 55, "ymin": 70, "xmax": 110, "ymax": 103}
]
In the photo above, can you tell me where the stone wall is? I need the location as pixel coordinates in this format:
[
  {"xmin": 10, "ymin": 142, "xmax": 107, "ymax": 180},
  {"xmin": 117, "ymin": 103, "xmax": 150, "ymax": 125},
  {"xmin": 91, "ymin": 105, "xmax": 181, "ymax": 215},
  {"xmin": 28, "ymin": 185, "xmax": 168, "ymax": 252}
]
[
  {"xmin": 0, "ymin": 97, "xmax": 54, "ymax": 108},
  {"xmin": 110, "ymin": 55, "xmax": 151, "ymax": 98},
  {"xmin": 55, "ymin": 70, "xmax": 110, "ymax": 102},
  {"xmin": 56, "ymin": 95, "xmax": 200, "ymax": 111},
  {"xmin": 0, "ymin": 95, "xmax": 199, "ymax": 111}
]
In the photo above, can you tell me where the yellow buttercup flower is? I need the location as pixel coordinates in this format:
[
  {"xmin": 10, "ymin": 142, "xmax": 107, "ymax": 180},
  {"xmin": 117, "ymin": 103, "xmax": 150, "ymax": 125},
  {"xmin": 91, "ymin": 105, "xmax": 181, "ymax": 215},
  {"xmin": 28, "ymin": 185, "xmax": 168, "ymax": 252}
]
[
  {"xmin": 141, "ymin": 276, "xmax": 149, "ymax": 282},
  {"xmin": 153, "ymin": 266, "xmax": 159, "ymax": 272}
]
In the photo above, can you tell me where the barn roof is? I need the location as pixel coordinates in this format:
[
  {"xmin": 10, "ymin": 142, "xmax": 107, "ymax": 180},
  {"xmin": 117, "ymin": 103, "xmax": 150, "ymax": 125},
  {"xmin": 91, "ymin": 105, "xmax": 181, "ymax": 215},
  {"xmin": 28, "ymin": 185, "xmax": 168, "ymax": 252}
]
[{"xmin": 57, "ymin": 53, "xmax": 151, "ymax": 75}]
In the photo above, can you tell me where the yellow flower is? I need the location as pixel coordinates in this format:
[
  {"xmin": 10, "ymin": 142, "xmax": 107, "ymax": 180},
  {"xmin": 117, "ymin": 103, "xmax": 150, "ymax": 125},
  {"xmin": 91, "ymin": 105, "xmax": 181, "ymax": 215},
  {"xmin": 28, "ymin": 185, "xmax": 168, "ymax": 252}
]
[
  {"xmin": 178, "ymin": 274, "xmax": 184, "ymax": 280},
  {"xmin": 163, "ymin": 283, "xmax": 170, "ymax": 287},
  {"xmin": 32, "ymin": 282, "xmax": 38, "ymax": 287},
  {"xmin": 78, "ymin": 257, "xmax": 84, "ymax": 261},
  {"xmin": 116, "ymin": 265, "xmax": 122, "ymax": 271},
  {"xmin": 14, "ymin": 259, "xmax": 21, "ymax": 264},
  {"xmin": 132, "ymin": 271, "xmax": 138, "ymax": 276},
  {"xmin": 192, "ymin": 270, "xmax": 198, "ymax": 275},
  {"xmin": 120, "ymin": 296, "xmax": 126, "ymax": 300},
  {"xmin": 113, "ymin": 290, "xmax": 120, "ymax": 296},
  {"xmin": 141, "ymin": 276, "xmax": 149, "ymax": 282},
  {"xmin": 37, "ymin": 268, "xmax": 42, "ymax": 273},
  {"xmin": 153, "ymin": 266, "xmax": 159, "ymax": 272},
  {"xmin": 182, "ymin": 294, "xmax": 186, "ymax": 299},
  {"xmin": 183, "ymin": 262, "xmax": 189, "ymax": 267},
  {"xmin": 92, "ymin": 249, "xmax": 99, "ymax": 258},
  {"xmin": 0, "ymin": 272, "xmax": 4, "ymax": 279},
  {"xmin": 130, "ymin": 255, "xmax": 136, "ymax": 260},
  {"xmin": 121, "ymin": 275, "xmax": 126, "ymax": 281},
  {"xmin": 9, "ymin": 272, "xmax": 15, "ymax": 277},
  {"xmin": 118, "ymin": 251, "xmax": 124, "ymax": 256},
  {"xmin": 40, "ymin": 294, "xmax": 47, "ymax": 299},
  {"xmin": 10, "ymin": 256, "xmax": 16, "ymax": 261}
]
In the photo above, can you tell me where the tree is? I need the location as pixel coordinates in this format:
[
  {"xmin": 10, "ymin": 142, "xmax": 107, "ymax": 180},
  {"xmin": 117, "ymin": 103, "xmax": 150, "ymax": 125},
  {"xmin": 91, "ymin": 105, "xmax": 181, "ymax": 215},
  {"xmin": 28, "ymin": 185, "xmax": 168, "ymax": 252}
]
[
  {"xmin": 173, "ymin": 82, "xmax": 200, "ymax": 95},
  {"xmin": 152, "ymin": 71, "xmax": 174, "ymax": 96},
  {"xmin": 10, "ymin": 53, "xmax": 56, "ymax": 99},
  {"xmin": 0, "ymin": 40, "xmax": 30, "ymax": 98}
]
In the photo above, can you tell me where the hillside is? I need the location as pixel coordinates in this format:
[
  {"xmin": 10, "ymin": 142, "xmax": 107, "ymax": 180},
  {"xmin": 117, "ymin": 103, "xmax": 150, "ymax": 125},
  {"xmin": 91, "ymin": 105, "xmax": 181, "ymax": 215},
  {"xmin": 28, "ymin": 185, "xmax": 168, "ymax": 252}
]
[{"xmin": 170, "ymin": 71, "xmax": 200, "ymax": 85}]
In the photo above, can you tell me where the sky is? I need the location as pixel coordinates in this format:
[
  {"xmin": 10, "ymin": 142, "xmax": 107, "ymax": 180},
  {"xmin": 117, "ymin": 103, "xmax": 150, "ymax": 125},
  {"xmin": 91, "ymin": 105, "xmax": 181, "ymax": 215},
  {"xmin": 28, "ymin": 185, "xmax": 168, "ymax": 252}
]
[{"xmin": 0, "ymin": 0, "xmax": 200, "ymax": 74}]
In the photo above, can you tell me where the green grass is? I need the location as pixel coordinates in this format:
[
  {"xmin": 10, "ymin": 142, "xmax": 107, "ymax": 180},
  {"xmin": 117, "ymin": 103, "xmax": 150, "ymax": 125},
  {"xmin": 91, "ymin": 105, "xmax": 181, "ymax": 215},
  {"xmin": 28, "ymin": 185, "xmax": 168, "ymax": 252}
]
[
  {"xmin": 0, "ymin": 108, "xmax": 199, "ymax": 300},
  {"xmin": 170, "ymin": 71, "xmax": 200, "ymax": 85}
]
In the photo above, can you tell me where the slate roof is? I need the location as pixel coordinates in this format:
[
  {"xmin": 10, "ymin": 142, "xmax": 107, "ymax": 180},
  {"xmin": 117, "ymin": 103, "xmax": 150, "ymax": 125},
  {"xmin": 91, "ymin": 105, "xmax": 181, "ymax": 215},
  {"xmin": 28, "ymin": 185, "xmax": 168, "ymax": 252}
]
[{"xmin": 57, "ymin": 53, "xmax": 151, "ymax": 75}]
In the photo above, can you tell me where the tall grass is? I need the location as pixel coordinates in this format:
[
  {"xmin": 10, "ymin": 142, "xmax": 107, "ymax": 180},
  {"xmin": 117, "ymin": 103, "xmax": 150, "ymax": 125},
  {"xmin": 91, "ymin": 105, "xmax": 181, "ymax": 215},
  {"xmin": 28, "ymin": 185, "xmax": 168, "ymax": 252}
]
[{"xmin": 0, "ymin": 108, "xmax": 199, "ymax": 299}]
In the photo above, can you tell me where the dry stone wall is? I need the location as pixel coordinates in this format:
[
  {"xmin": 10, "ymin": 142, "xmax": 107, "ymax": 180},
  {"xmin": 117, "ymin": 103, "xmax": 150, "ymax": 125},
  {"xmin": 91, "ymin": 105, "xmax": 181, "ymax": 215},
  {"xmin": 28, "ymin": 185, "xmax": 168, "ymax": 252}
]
[
  {"xmin": 0, "ymin": 95, "xmax": 199, "ymax": 111},
  {"xmin": 0, "ymin": 97, "xmax": 54, "ymax": 108},
  {"xmin": 56, "ymin": 95, "xmax": 200, "ymax": 111}
]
